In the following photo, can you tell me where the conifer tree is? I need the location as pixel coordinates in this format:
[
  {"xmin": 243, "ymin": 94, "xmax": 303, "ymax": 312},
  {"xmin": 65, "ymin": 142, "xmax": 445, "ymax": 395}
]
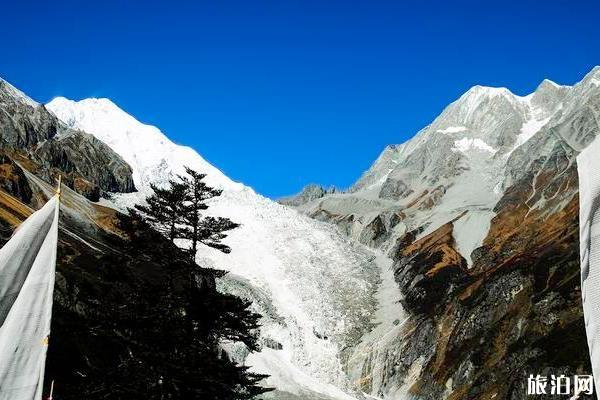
[
  {"xmin": 127, "ymin": 172, "xmax": 271, "ymax": 398},
  {"xmin": 134, "ymin": 180, "xmax": 187, "ymax": 242},
  {"xmin": 112, "ymin": 210, "xmax": 271, "ymax": 399},
  {"xmin": 178, "ymin": 167, "xmax": 240, "ymax": 256}
]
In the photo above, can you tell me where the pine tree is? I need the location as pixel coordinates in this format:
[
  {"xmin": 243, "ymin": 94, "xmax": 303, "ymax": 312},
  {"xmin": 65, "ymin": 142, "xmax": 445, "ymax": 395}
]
[
  {"xmin": 134, "ymin": 180, "xmax": 187, "ymax": 242},
  {"xmin": 178, "ymin": 167, "xmax": 240, "ymax": 256},
  {"xmin": 126, "ymin": 173, "xmax": 271, "ymax": 399},
  {"xmin": 110, "ymin": 211, "xmax": 271, "ymax": 399}
]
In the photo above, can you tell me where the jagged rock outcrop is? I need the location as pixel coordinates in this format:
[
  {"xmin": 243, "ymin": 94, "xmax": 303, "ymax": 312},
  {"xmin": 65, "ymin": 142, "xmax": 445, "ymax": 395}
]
[
  {"xmin": 0, "ymin": 78, "xmax": 135, "ymax": 200},
  {"xmin": 279, "ymin": 184, "xmax": 337, "ymax": 207},
  {"xmin": 0, "ymin": 153, "xmax": 33, "ymax": 204},
  {"xmin": 34, "ymin": 131, "xmax": 135, "ymax": 196},
  {"xmin": 393, "ymin": 217, "xmax": 470, "ymax": 315}
]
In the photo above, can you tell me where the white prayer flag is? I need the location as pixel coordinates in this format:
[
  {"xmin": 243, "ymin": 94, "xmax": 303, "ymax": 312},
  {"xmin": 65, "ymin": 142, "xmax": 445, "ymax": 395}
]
[
  {"xmin": 578, "ymin": 136, "xmax": 600, "ymax": 392},
  {"xmin": 0, "ymin": 195, "xmax": 59, "ymax": 400}
]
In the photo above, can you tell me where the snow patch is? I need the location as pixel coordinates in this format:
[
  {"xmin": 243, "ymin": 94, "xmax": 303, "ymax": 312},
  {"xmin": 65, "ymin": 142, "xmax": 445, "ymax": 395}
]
[
  {"xmin": 452, "ymin": 210, "xmax": 494, "ymax": 267},
  {"xmin": 437, "ymin": 126, "xmax": 467, "ymax": 134},
  {"xmin": 512, "ymin": 116, "xmax": 551, "ymax": 150},
  {"xmin": 452, "ymin": 138, "xmax": 497, "ymax": 154}
]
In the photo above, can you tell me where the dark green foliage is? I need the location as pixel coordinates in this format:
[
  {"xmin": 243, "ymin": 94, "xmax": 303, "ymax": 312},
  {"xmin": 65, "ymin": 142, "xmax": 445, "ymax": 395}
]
[
  {"xmin": 190, "ymin": 289, "xmax": 262, "ymax": 352},
  {"xmin": 177, "ymin": 167, "xmax": 240, "ymax": 256},
  {"xmin": 47, "ymin": 211, "xmax": 270, "ymax": 399},
  {"xmin": 135, "ymin": 181, "xmax": 188, "ymax": 242},
  {"xmin": 124, "ymin": 171, "xmax": 268, "ymax": 398},
  {"xmin": 135, "ymin": 169, "xmax": 240, "ymax": 256},
  {"xmin": 193, "ymin": 216, "xmax": 240, "ymax": 254}
]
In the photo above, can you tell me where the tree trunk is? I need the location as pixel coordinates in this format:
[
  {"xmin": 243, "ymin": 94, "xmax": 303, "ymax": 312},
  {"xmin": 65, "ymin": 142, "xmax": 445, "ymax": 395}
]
[{"xmin": 170, "ymin": 216, "xmax": 176, "ymax": 243}]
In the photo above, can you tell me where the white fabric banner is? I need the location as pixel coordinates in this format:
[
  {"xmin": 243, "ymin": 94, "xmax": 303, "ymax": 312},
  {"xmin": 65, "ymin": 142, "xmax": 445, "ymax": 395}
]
[
  {"xmin": 578, "ymin": 136, "xmax": 600, "ymax": 392},
  {"xmin": 0, "ymin": 195, "xmax": 59, "ymax": 400}
]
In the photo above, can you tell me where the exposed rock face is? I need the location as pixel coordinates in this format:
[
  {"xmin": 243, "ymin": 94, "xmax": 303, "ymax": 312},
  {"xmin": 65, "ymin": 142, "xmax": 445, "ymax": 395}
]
[
  {"xmin": 0, "ymin": 153, "xmax": 33, "ymax": 204},
  {"xmin": 393, "ymin": 218, "xmax": 469, "ymax": 315},
  {"xmin": 0, "ymin": 80, "xmax": 57, "ymax": 147},
  {"xmin": 278, "ymin": 184, "xmax": 337, "ymax": 207},
  {"xmin": 390, "ymin": 153, "xmax": 588, "ymax": 399},
  {"xmin": 34, "ymin": 131, "xmax": 135, "ymax": 196},
  {"xmin": 289, "ymin": 68, "xmax": 600, "ymax": 399},
  {"xmin": 358, "ymin": 210, "xmax": 404, "ymax": 247},
  {"xmin": 379, "ymin": 177, "xmax": 411, "ymax": 200},
  {"xmin": 0, "ymin": 78, "xmax": 135, "ymax": 200}
]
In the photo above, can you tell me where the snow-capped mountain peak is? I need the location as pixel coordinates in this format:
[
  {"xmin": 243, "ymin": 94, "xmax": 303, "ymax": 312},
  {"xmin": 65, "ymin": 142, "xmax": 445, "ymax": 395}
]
[
  {"xmin": 463, "ymin": 84, "xmax": 515, "ymax": 99},
  {"xmin": 581, "ymin": 65, "xmax": 600, "ymax": 87},
  {"xmin": 310, "ymin": 70, "xmax": 600, "ymax": 273},
  {"xmin": 0, "ymin": 78, "xmax": 39, "ymax": 108},
  {"xmin": 539, "ymin": 78, "xmax": 563, "ymax": 88},
  {"xmin": 47, "ymin": 96, "xmax": 243, "ymax": 193}
]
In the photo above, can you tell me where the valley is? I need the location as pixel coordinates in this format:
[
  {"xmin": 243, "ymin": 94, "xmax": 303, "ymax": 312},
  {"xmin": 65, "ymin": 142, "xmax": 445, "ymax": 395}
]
[{"xmin": 1, "ymin": 66, "xmax": 599, "ymax": 399}]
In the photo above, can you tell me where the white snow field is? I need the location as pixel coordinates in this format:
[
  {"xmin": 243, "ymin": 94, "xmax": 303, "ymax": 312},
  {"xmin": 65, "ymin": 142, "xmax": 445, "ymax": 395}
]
[{"xmin": 47, "ymin": 97, "xmax": 380, "ymax": 400}]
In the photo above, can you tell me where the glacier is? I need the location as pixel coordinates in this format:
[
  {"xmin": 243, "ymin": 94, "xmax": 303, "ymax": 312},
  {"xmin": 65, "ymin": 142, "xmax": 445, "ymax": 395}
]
[{"xmin": 47, "ymin": 97, "xmax": 383, "ymax": 400}]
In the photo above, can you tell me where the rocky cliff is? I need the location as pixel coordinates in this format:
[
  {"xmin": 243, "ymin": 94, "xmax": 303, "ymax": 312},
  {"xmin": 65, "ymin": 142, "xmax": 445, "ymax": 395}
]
[{"xmin": 0, "ymin": 79, "xmax": 135, "ymax": 200}]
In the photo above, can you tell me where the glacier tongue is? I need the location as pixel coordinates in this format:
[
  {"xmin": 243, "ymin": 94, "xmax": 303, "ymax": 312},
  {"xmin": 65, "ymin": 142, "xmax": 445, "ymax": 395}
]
[
  {"xmin": 46, "ymin": 97, "xmax": 380, "ymax": 400},
  {"xmin": 197, "ymin": 188, "xmax": 379, "ymax": 397}
]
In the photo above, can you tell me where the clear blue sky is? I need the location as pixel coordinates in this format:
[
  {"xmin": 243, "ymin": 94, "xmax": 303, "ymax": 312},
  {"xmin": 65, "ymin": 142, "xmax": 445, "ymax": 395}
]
[{"xmin": 2, "ymin": 1, "xmax": 599, "ymax": 198}]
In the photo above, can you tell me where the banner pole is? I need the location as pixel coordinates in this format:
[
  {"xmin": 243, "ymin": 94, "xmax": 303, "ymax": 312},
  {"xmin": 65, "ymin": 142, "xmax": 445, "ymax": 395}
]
[{"xmin": 56, "ymin": 175, "xmax": 62, "ymax": 200}]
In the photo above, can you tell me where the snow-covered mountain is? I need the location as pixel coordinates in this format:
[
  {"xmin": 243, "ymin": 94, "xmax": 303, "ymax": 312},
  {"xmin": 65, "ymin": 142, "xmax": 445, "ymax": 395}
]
[
  {"xmin": 46, "ymin": 97, "xmax": 381, "ymax": 400},
  {"xmin": 285, "ymin": 67, "xmax": 600, "ymax": 399},
  {"xmin": 46, "ymin": 98, "xmax": 240, "ymax": 193},
  {"xmin": 0, "ymin": 79, "xmax": 135, "ymax": 199},
  {"xmin": 46, "ymin": 66, "xmax": 600, "ymax": 399},
  {"xmin": 294, "ymin": 70, "xmax": 582, "ymax": 267}
]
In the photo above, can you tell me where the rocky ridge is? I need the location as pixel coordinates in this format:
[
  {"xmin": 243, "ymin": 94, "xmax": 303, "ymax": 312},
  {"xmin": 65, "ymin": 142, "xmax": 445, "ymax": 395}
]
[
  {"xmin": 279, "ymin": 184, "xmax": 337, "ymax": 207},
  {"xmin": 288, "ymin": 67, "xmax": 600, "ymax": 399},
  {"xmin": 0, "ymin": 79, "xmax": 135, "ymax": 200}
]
